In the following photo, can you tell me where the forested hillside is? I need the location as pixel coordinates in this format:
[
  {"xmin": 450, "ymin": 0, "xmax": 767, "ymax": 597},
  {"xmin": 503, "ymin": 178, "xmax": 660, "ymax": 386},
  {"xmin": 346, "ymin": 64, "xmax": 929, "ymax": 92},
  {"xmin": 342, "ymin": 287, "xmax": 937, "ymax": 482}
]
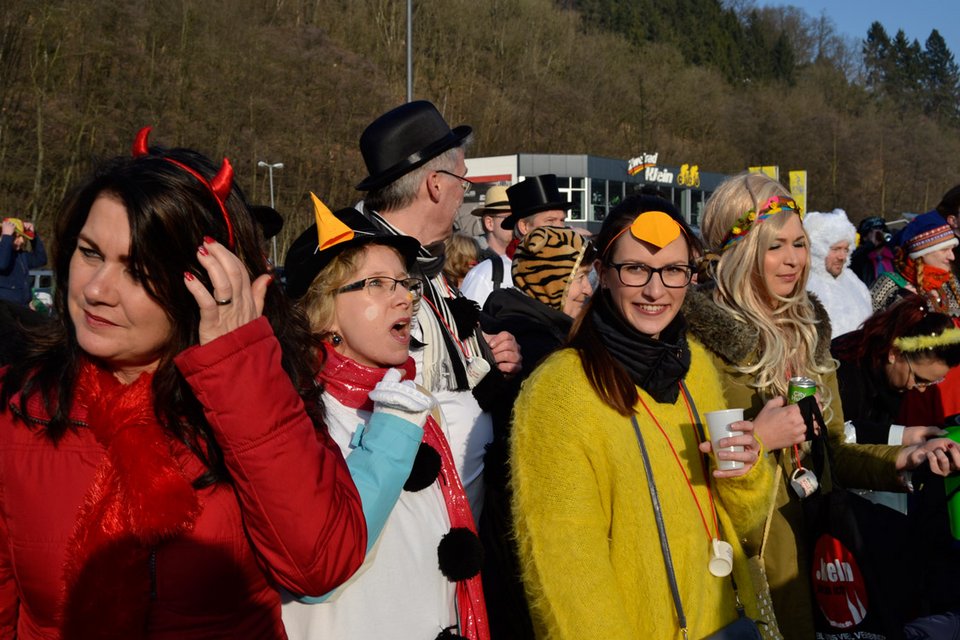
[{"xmin": 1, "ymin": 0, "xmax": 958, "ymax": 254}]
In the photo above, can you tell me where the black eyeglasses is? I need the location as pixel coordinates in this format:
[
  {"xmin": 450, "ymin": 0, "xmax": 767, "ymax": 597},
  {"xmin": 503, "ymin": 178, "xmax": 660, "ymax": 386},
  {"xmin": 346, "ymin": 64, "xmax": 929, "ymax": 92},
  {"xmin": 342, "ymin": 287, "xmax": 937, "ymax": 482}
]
[
  {"xmin": 606, "ymin": 262, "xmax": 694, "ymax": 288},
  {"xmin": 336, "ymin": 276, "xmax": 423, "ymax": 302},
  {"xmin": 436, "ymin": 169, "xmax": 474, "ymax": 191},
  {"xmin": 906, "ymin": 357, "xmax": 945, "ymax": 389}
]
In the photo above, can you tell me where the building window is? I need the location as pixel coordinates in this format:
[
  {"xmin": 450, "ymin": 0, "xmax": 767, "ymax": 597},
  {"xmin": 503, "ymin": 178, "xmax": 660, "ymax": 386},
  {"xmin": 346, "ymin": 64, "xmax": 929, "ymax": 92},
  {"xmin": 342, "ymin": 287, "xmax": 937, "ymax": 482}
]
[
  {"xmin": 609, "ymin": 181, "xmax": 625, "ymax": 213},
  {"xmin": 558, "ymin": 176, "xmax": 585, "ymax": 221},
  {"xmin": 591, "ymin": 179, "xmax": 607, "ymax": 221}
]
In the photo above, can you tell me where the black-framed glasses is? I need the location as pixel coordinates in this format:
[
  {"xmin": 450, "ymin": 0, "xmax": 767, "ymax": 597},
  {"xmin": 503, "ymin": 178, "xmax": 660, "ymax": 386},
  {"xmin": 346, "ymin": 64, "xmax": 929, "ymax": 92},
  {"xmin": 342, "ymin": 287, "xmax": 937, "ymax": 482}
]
[
  {"xmin": 906, "ymin": 357, "xmax": 945, "ymax": 389},
  {"xmin": 336, "ymin": 276, "xmax": 423, "ymax": 302},
  {"xmin": 436, "ymin": 169, "xmax": 474, "ymax": 191},
  {"xmin": 606, "ymin": 262, "xmax": 694, "ymax": 288}
]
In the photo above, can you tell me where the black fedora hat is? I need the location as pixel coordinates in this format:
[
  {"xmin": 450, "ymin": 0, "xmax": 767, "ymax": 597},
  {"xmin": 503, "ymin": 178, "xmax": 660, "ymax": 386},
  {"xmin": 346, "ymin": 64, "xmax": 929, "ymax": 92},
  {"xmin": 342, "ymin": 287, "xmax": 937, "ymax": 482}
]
[
  {"xmin": 502, "ymin": 174, "xmax": 570, "ymax": 230},
  {"xmin": 356, "ymin": 100, "xmax": 472, "ymax": 192},
  {"xmin": 284, "ymin": 203, "xmax": 420, "ymax": 300}
]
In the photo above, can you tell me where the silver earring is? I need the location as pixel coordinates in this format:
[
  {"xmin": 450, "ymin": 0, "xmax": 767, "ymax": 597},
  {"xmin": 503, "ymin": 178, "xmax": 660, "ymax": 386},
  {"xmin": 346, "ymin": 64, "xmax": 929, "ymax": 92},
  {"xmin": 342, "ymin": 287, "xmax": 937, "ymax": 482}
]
[{"xmin": 331, "ymin": 333, "xmax": 343, "ymax": 346}]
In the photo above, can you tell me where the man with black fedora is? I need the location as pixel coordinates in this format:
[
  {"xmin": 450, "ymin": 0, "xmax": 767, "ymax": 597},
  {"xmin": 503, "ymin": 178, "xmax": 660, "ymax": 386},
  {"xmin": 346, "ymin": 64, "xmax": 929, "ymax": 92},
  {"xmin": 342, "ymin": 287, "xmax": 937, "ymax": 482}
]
[
  {"xmin": 460, "ymin": 175, "xmax": 569, "ymax": 308},
  {"xmin": 356, "ymin": 100, "xmax": 521, "ymax": 520}
]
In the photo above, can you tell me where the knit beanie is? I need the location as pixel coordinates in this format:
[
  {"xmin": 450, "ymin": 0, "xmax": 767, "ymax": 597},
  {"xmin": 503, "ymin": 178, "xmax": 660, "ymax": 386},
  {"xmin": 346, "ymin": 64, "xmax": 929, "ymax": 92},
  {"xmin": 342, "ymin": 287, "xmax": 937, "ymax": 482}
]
[
  {"xmin": 512, "ymin": 227, "xmax": 591, "ymax": 310},
  {"xmin": 899, "ymin": 211, "xmax": 958, "ymax": 259}
]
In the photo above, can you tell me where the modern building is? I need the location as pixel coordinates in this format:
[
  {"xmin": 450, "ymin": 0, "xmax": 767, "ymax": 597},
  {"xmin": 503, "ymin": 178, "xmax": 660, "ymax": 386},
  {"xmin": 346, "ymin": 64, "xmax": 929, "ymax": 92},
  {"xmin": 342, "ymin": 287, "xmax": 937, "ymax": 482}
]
[{"xmin": 460, "ymin": 152, "xmax": 731, "ymax": 235}]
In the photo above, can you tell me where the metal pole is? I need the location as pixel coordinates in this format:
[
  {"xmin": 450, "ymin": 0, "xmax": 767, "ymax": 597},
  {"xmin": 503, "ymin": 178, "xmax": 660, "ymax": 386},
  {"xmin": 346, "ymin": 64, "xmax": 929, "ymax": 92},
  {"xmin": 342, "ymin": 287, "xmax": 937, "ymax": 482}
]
[
  {"xmin": 267, "ymin": 166, "xmax": 275, "ymax": 209},
  {"xmin": 406, "ymin": 0, "xmax": 413, "ymax": 102},
  {"xmin": 257, "ymin": 161, "xmax": 283, "ymax": 265},
  {"xmin": 267, "ymin": 167, "xmax": 277, "ymax": 264}
]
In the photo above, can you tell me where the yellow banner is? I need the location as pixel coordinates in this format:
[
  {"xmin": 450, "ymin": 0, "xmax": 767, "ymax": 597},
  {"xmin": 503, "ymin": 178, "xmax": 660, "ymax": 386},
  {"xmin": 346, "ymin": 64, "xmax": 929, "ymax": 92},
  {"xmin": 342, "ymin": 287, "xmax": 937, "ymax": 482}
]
[
  {"xmin": 748, "ymin": 166, "xmax": 780, "ymax": 180},
  {"xmin": 789, "ymin": 170, "xmax": 808, "ymax": 216}
]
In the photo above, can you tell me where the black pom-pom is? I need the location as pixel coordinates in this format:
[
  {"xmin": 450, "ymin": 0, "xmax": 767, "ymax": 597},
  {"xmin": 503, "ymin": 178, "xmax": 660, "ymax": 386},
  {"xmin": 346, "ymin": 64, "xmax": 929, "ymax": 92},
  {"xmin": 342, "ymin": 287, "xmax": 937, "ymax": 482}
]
[
  {"xmin": 404, "ymin": 443, "xmax": 441, "ymax": 492},
  {"xmin": 437, "ymin": 527, "xmax": 484, "ymax": 581},
  {"xmin": 435, "ymin": 627, "xmax": 468, "ymax": 640},
  {"xmin": 447, "ymin": 296, "xmax": 480, "ymax": 339}
]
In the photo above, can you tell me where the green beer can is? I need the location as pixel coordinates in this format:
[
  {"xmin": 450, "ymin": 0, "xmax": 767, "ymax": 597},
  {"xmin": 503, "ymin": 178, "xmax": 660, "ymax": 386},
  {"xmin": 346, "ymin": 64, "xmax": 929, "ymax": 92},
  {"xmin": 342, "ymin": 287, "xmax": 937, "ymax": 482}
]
[{"xmin": 788, "ymin": 376, "xmax": 816, "ymax": 404}]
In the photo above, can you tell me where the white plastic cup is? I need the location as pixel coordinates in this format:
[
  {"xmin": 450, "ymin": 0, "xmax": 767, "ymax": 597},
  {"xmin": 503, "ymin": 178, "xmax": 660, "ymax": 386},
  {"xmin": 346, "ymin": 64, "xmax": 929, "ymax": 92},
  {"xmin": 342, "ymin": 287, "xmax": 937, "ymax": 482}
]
[
  {"xmin": 709, "ymin": 538, "xmax": 734, "ymax": 577},
  {"xmin": 704, "ymin": 408, "xmax": 745, "ymax": 470}
]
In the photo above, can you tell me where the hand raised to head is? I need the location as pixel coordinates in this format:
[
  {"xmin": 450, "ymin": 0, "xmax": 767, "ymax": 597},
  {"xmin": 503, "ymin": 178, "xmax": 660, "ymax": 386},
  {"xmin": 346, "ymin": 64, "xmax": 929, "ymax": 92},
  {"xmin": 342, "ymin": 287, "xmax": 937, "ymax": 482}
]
[{"xmin": 183, "ymin": 236, "xmax": 272, "ymax": 345}]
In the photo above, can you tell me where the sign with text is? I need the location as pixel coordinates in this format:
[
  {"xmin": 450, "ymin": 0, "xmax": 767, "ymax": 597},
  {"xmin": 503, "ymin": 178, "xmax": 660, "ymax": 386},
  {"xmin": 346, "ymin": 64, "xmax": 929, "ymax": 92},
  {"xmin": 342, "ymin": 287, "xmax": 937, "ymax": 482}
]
[{"xmin": 789, "ymin": 170, "xmax": 808, "ymax": 215}]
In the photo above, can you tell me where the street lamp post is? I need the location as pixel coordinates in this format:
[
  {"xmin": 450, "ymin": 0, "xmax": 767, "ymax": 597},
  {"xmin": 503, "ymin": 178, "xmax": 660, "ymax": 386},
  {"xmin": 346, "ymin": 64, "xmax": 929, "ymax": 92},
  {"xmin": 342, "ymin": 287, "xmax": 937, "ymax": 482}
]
[
  {"xmin": 257, "ymin": 160, "xmax": 284, "ymax": 265},
  {"xmin": 406, "ymin": 0, "xmax": 413, "ymax": 102}
]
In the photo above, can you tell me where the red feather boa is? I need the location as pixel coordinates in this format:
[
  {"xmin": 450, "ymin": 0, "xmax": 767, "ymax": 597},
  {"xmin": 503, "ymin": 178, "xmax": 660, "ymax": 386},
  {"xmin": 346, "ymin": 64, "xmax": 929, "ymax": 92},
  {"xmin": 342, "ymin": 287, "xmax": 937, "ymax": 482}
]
[{"xmin": 59, "ymin": 360, "xmax": 200, "ymax": 639}]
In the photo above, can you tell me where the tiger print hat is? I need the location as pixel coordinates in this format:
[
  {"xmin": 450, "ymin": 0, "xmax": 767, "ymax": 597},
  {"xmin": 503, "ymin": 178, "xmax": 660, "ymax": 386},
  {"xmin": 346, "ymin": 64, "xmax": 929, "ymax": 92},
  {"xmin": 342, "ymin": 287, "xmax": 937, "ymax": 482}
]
[{"xmin": 512, "ymin": 226, "xmax": 595, "ymax": 311}]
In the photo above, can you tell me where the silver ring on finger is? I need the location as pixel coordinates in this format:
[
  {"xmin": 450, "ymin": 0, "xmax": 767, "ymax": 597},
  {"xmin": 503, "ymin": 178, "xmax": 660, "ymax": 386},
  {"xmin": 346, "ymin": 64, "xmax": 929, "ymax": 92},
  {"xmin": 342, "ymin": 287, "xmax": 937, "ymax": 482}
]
[{"xmin": 215, "ymin": 297, "xmax": 233, "ymax": 306}]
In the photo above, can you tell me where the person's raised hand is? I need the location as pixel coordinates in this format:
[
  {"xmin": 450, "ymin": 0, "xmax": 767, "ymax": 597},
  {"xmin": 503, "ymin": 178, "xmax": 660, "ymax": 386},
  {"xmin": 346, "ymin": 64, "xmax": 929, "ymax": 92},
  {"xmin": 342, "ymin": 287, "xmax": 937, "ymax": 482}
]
[
  {"xmin": 183, "ymin": 236, "xmax": 272, "ymax": 345},
  {"xmin": 368, "ymin": 368, "xmax": 437, "ymax": 429},
  {"xmin": 752, "ymin": 396, "xmax": 808, "ymax": 451},
  {"xmin": 483, "ymin": 330, "xmax": 522, "ymax": 377}
]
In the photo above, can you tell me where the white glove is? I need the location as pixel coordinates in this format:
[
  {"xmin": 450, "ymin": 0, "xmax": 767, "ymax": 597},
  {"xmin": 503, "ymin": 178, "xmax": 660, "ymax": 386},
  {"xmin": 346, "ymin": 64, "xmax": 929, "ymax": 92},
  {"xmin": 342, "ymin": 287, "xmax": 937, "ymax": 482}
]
[{"xmin": 368, "ymin": 368, "xmax": 436, "ymax": 428}]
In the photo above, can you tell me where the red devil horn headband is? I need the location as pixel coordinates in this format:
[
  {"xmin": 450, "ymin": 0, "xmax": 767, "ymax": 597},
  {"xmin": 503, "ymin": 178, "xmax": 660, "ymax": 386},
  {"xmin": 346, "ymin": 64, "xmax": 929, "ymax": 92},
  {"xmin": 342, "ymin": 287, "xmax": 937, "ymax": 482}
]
[{"xmin": 131, "ymin": 126, "xmax": 236, "ymax": 248}]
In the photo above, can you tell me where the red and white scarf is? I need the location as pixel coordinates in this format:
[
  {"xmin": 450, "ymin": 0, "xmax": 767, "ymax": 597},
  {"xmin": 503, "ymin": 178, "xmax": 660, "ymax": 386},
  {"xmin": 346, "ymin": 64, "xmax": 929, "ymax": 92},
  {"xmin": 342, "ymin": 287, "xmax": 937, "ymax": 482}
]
[{"xmin": 318, "ymin": 345, "xmax": 490, "ymax": 640}]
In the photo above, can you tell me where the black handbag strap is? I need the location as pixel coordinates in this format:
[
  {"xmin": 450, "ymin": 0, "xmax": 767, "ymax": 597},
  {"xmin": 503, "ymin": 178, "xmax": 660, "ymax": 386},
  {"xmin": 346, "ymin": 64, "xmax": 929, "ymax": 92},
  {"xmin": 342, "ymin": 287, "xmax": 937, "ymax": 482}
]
[{"xmin": 631, "ymin": 414, "xmax": 690, "ymax": 638}]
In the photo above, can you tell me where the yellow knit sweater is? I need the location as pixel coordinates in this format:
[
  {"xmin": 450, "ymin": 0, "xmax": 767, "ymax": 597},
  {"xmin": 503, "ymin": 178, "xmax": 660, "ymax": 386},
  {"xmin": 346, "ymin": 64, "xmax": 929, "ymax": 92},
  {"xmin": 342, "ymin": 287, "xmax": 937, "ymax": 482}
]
[{"xmin": 511, "ymin": 342, "xmax": 774, "ymax": 639}]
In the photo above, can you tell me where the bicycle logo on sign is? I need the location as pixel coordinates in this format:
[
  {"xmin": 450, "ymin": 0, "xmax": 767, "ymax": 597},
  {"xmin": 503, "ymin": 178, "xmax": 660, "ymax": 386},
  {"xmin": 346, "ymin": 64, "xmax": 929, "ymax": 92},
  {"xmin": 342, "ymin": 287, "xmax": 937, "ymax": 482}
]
[{"xmin": 678, "ymin": 164, "xmax": 700, "ymax": 188}]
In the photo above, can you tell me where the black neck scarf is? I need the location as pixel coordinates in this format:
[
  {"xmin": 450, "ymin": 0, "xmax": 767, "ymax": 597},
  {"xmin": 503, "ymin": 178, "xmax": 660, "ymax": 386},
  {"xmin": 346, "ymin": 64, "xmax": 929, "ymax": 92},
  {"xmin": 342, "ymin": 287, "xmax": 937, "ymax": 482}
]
[{"xmin": 592, "ymin": 292, "xmax": 692, "ymax": 404}]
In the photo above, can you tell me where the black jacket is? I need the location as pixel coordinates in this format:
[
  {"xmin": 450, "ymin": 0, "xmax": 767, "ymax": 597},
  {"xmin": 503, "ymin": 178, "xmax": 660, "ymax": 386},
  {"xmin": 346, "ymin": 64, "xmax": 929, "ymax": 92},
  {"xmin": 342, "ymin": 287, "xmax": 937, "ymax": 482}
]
[
  {"xmin": 832, "ymin": 330, "xmax": 902, "ymax": 444},
  {"xmin": 476, "ymin": 287, "xmax": 572, "ymax": 640}
]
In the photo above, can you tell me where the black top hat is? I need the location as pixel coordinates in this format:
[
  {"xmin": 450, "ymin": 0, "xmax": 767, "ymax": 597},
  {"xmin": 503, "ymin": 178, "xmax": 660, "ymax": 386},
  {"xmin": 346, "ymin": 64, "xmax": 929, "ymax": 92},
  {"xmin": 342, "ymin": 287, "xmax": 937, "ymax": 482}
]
[
  {"xmin": 250, "ymin": 205, "xmax": 284, "ymax": 240},
  {"xmin": 501, "ymin": 174, "xmax": 570, "ymax": 230},
  {"xmin": 283, "ymin": 206, "xmax": 420, "ymax": 300},
  {"xmin": 356, "ymin": 101, "xmax": 472, "ymax": 192}
]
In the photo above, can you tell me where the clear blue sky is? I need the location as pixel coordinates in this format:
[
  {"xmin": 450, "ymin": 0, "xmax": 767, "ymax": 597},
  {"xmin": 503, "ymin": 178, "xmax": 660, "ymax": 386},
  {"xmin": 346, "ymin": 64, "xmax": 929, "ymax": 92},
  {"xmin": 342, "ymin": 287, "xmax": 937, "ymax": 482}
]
[{"xmin": 755, "ymin": 0, "xmax": 960, "ymax": 57}]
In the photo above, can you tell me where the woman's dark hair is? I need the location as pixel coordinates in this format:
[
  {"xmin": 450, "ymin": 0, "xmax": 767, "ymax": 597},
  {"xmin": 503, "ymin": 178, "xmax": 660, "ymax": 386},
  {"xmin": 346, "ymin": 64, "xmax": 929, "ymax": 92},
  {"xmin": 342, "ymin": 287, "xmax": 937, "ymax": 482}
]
[
  {"xmin": 568, "ymin": 194, "xmax": 699, "ymax": 416},
  {"xmin": 833, "ymin": 293, "xmax": 960, "ymax": 370},
  {"xmin": 0, "ymin": 146, "xmax": 323, "ymax": 486}
]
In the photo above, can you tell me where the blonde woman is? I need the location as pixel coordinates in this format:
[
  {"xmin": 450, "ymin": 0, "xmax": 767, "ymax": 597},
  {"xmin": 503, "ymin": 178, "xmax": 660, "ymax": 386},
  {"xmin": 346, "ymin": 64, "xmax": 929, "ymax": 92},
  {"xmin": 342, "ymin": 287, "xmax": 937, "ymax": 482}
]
[
  {"xmin": 281, "ymin": 200, "xmax": 489, "ymax": 639},
  {"xmin": 684, "ymin": 172, "xmax": 951, "ymax": 637}
]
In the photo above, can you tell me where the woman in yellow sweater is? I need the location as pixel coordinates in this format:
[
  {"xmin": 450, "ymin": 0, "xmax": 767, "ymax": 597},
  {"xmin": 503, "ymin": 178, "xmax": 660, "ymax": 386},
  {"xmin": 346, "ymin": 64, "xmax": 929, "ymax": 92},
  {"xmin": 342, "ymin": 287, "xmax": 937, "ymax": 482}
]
[{"xmin": 510, "ymin": 194, "xmax": 779, "ymax": 639}]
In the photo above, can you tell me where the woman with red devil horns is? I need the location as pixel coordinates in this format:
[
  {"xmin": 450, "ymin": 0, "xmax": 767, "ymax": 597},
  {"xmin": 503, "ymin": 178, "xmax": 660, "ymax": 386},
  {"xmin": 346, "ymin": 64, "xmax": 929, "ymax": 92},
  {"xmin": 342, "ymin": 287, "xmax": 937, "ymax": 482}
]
[{"xmin": 0, "ymin": 128, "xmax": 367, "ymax": 638}]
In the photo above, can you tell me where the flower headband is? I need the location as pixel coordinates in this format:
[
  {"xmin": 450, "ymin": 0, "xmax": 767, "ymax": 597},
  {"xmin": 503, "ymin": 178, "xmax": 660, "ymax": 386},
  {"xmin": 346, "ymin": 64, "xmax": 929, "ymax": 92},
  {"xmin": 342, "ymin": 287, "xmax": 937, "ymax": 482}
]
[
  {"xmin": 721, "ymin": 195, "xmax": 801, "ymax": 251},
  {"xmin": 894, "ymin": 327, "xmax": 960, "ymax": 353},
  {"xmin": 132, "ymin": 127, "xmax": 236, "ymax": 249}
]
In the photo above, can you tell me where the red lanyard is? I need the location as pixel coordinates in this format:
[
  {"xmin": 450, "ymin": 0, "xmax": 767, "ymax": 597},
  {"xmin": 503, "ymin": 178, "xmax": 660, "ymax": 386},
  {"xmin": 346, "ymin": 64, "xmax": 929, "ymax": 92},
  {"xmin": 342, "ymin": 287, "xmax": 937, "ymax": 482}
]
[{"xmin": 636, "ymin": 386, "xmax": 720, "ymax": 544}]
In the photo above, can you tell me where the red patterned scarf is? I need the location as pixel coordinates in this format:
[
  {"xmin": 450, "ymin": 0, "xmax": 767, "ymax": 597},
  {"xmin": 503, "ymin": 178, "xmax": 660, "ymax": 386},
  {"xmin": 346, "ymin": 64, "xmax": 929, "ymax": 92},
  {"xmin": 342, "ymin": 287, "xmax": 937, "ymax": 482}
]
[
  {"xmin": 901, "ymin": 259, "xmax": 953, "ymax": 293},
  {"xmin": 59, "ymin": 360, "xmax": 200, "ymax": 639}
]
